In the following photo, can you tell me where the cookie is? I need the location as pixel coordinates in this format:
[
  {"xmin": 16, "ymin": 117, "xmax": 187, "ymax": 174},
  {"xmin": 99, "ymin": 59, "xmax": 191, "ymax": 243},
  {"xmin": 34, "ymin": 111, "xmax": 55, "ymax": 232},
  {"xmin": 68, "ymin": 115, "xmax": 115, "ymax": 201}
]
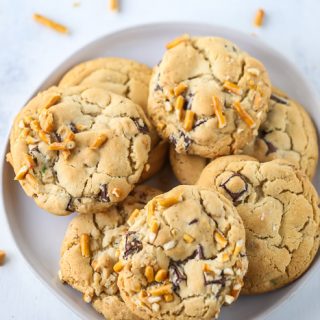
[
  {"xmin": 59, "ymin": 57, "xmax": 168, "ymax": 181},
  {"xmin": 169, "ymin": 145, "xmax": 209, "ymax": 185},
  {"xmin": 243, "ymin": 87, "xmax": 319, "ymax": 178},
  {"xmin": 117, "ymin": 185, "xmax": 248, "ymax": 320},
  {"xmin": 9, "ymin": 86, "xmax": 152, "ymax": 215},
  {"xmin": 59, "ymin": 185, "xmax": 162, "ymax": 320},
  {"xmin": 197, "ymin": 155, "xmax": 320, "ymax": 294},
  {"xmin": 59, "ymin": 57, "xmax": 152, "ymax": 111},
  {"xmin": 148, "ymin": 36, "xmax": 271, "ymax": 158}
]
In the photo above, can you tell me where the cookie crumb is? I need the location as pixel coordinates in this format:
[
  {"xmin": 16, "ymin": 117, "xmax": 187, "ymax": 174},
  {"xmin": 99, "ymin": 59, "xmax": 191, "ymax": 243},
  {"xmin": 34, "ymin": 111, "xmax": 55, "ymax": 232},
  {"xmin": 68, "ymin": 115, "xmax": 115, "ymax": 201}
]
[
  {"xmin": 0, "ymin": 250, "xmax": 6, "ymax": 266},
  {"xmin": 33, "ymin": 13, "xmax": 69, "ymax": 34},
  {"xmin": 72, "ymin": 2, "xmax": 81, "ymax": 7},
  {"xmin": 109, "ymin": 0, "xmax": 119, "ymax": 12},
  {"xmin": 254, "ymin": 9, "xmax": 265, "ymax": 27}
]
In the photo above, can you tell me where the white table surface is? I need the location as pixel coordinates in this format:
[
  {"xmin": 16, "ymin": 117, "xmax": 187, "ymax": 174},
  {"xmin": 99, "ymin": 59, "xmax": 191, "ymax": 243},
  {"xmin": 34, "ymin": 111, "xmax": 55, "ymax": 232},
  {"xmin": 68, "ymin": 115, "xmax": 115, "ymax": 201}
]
[{"xmin": 0, "ymin": 0, "xmax": 319, "ymax": 319}]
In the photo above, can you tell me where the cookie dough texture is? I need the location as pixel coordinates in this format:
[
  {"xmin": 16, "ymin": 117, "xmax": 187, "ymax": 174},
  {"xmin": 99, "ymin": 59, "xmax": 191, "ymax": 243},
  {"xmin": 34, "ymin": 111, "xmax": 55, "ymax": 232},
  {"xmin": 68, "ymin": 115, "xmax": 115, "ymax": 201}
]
[
  {"xmin": 59, "ymin": 57, "xmax": 168, "ymax": 181},
  {"xmin": 197, "ymin": 155, "xmax": 320, "ymax": 294},
  {"xmin": 59, "ymin": 185, "xmax": 162, "ymax": 320},
  {"xmin": 243, "ymin": 87, "xmax": 319, "ymax": 178},
  {"xmin": 148, "ymin": 36, "xmax": 271, "ymax": 158},
  {"xmin": 117, "ymin": 185, "xmax": 248, "ymax": 320},
  {"xmin": 9, "ymin": 86, "xmax": 152, "ymax": 215},
  {"xmin": 169, "ymin": 145, "xmax": 209, "ymax": 185}
]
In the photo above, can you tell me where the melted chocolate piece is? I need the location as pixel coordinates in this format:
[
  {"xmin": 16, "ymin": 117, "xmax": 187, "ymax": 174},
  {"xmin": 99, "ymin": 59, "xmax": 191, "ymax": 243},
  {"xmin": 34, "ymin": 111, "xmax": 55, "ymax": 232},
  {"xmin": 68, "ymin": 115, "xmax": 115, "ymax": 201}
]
[
  {"xmin": 66, "ymin": 198, "xmax": 74, "ymax": 212},
  {"xmin": 259, "ymin": 131, "xmax": 277, "ymax": 155},
  {"xmin": 188, "ymin": 218, "xmax": 198, "ymax": 225},
  {"xmin": 69, "ymin": 122, "xmax": 78, "ymax": 134},
  {"xmin": 271, "ymin": 94, "xmax": 289, "ymax": 105},
  {"xmin": 132, "ymin": 118, "xmax": 149, "ymax": 134},
  {"xmin": 123, "ymin": 232, "xmax": 143, "ymax": 259},
  {"xmin": 220, "ymin": 173, "xmax": 248, "ymax": 203},
  {"xmin": 169, "ymin": 261, "xmax": 187, "ymax": 289},
  {"xmin": 99, "ymin": 184, "xmax": 110, "ymax": 203}
]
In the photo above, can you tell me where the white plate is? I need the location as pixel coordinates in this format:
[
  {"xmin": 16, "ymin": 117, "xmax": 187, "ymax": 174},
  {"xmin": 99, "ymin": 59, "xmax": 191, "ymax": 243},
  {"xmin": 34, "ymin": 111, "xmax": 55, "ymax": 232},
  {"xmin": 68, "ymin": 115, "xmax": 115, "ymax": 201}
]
[{"xmin": 1, "ymin": 22, "xmax": 319, "ymax": 320}]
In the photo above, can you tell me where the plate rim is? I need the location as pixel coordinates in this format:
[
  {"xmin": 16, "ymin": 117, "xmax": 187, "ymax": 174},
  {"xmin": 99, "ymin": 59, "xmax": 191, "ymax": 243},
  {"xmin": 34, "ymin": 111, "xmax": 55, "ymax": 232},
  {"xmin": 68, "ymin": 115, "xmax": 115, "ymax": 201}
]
[{"xmin": 1, "ymin": 21, "xmax": 319, "ymax": 320}]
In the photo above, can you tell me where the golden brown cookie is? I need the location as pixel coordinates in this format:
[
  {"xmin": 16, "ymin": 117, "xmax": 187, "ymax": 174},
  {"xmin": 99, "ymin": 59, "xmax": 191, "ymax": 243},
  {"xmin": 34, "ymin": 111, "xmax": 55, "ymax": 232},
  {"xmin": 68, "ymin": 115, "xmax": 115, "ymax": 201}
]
[
  {"xmin": 148, "ymin": 36, "xmax": 271, "ymax": 158},
  {"xmin": 117, "ymin": 185, "xmax": 248, "ymax": 319},
  {"xmin": 59, "ymin": 185, "xmax": 162, "ymax": 320},
  {"xmin": 243, "ymin": 87, "xmax": 319, "ymax": 178},
  {"xmin": 9, "ymin": 86, "xmax": 152, "ymax": 215},
  {"xmin": 197, "ymin": 155, "xmax": 320, "ymax": 294},
  {"xmin": 59, "ymin": 57, "xmax": 168, "ymax": 181}
]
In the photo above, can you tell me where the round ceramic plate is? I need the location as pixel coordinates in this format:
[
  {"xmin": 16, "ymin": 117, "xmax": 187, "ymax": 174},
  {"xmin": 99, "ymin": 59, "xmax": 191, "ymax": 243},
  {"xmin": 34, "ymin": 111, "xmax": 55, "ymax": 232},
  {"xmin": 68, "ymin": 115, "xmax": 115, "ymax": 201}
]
[{"xmin": 1, "ymin": 22, "xmax": 319, "ymax": 320}]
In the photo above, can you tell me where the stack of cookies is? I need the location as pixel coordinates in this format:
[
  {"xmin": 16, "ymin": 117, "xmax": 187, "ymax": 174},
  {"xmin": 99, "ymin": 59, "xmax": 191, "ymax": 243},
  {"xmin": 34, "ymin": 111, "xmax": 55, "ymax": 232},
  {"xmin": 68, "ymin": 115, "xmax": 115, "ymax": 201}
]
[{"xmin": 7, "ymin": 34, "xmax": 320, "ymax": 320}]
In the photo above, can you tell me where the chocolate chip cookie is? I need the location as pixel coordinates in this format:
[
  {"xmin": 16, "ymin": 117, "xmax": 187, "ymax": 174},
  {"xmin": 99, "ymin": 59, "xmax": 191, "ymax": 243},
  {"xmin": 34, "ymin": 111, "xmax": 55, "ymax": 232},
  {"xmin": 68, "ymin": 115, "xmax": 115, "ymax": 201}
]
[
  {"xmin": 197, "ymin": 155, "xmax": 320, "ymax": 294},
  {"xmin": 117, "ymin": 185, "xmax": 248, "ymax": 320},
  {"xmin": 9, "ymin": 86, "xmax": 152, "ymax": 215},
  {"xmin": 59, "ymin": 57, "xmax": 168, "ymax": 181},
  {"xmin": 59, "ymin": 185, "xmax": 161, "ymax": 320},
  {"xmin": 243, "ymin": 87, "xmax": 319, "ymax": 178},
  {"xmin": 148, "ymin": 36, "xmax": 271, "ymax": 158}
]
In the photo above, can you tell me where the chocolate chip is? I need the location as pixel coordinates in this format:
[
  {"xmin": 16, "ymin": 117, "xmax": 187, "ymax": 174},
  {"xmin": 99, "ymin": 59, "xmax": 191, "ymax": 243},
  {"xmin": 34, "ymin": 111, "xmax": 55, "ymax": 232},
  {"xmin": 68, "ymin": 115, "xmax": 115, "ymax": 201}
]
[
  {"xmin": 52, "ymin": 132, "xmax": 62, "ymax": 143},
  {"xmin": 169, "ymin": 261, "xmax": 187, "ymax": 289},
  {"xmin": 123, "ymin": 232, "xmax": 143, "ymax": 259},
  {"xmin": 204, "ymin": 275, "xmax": 226, "ymax": 286},
  {"xmin": 188, "ymin": 218, "xmax": 198, "ymax": 225},
  {"xmin": 99, "ymin": 184, "xmax": 110, "ymax": 203},
  {"xmin": 271, "ymin": 93, "xmax": 289, "ymax": 105},
  {"xmin": 220, "ymin": 173, "xmax": 248, "ymax": 203},
  {"xmin": 180, "ymin": 131, "xmax": 191, "ymax": 150},
  {"xmin": 132, "ymin": 118, "xmax": 149, "ymax": 134},
  {"xmin": 30, "ymin": 146, "xmax": 40, "ymax": 154},
  {"xmin": 69, "ymin": 122, "xmax": 78, "ymax": 134},
  {"xmin": 259, "ymin": 131, "xmax": 277, "ymax": 155},
  {"xmin": 187, "ymin": 244, "xmax": 205, "ymax": 260},
  {"xmin": 193, "ymin": 118, "xmax": 207, "ymax": 128},
  {"xmin": 154, "ymin": 83, "xmax": 163, "ymax": 91},
  {"xmin": 169, "ymin": 135, "xmax": 177, "ymax": 146},
  {"xmin": 184, "ymin": 94, "xmax": 194, "ymax": 110},
  {"xmin": 66, "ymin": 198, "xmax": 74, "ymax": 212}
]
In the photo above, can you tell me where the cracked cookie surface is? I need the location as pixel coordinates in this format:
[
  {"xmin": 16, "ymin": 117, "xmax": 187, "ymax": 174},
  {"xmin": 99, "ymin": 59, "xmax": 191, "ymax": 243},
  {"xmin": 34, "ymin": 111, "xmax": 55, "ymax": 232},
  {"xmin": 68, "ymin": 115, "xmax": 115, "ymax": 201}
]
[
  {"xmin": 148, "ymin": 36, "xmax": 271, "ymax": 158},
  {"xmin": 59, "ymin": 185, "xmax": 162, "ymax": 320},
  {"xmin": 117, "ymin": 185, "xmax": 248, "ymax": 320},
  {"xmin": 59, "ymin": 57, "xmax": 168, "ymax": 181},
  {"xmin": 243, "ymin": 87, "xmax": 319, "ymax": 178},
  {"xmin": 197, "ymin": 155, "xmax": 320, "ymax": 294},
  {"xmin": 9, "ymin": 85, "xmax": 152, "ymax": 215}
]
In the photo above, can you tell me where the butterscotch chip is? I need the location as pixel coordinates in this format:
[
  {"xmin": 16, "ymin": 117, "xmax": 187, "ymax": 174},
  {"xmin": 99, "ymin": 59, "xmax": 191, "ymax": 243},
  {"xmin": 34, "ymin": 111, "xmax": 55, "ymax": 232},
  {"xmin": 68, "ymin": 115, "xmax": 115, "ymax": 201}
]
[
  {"xmin": 0, "ymin": 250, "xmax": 6, "ymax": 266},
  {"xmin": 197, "ymin": 155, "xmax": 320, "ymax": 294},
  {"xmin": 33, "ymin": 13, "xmax": 68, "ymax": 34},
  {"xmin": 254, "ymin": 9, "xmax": 265, "ymax": 27},
  {"xmin": 9, "ymin": 86, "xmax": 152, "ymax": 215},
  {"xmin": 117, "ymin": 185, "xmax": 248, "ymax": 320}
]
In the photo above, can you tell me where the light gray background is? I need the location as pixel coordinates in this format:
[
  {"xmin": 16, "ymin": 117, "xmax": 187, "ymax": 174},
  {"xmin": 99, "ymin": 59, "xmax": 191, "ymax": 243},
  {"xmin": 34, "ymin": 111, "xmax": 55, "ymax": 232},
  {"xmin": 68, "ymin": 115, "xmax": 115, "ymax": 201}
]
[{"xmin": 0, "ymin": 0, "xmax": 319, "ymax": 319}]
